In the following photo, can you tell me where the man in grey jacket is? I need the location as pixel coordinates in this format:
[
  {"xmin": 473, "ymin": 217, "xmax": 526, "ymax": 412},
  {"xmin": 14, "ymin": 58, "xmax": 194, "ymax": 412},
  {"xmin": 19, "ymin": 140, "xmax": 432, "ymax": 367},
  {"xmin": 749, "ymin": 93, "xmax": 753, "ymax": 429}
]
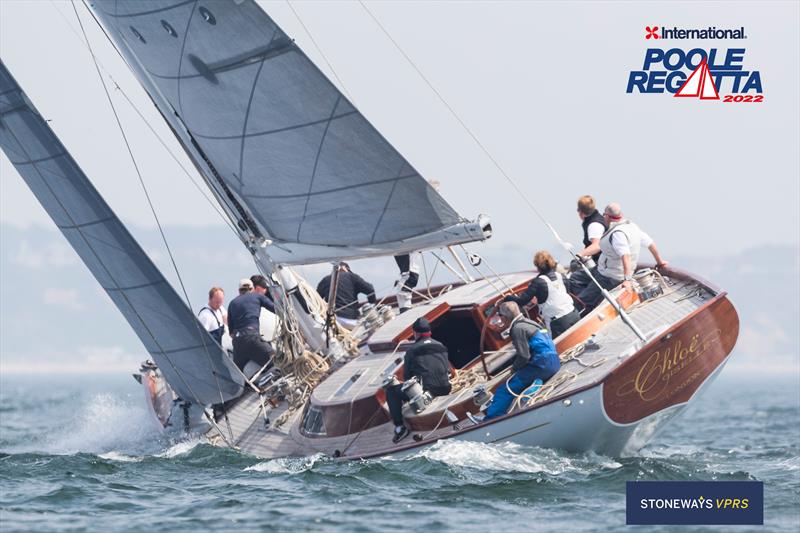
[{"xmin": 484, "ymin": 302, "xmax": 561, "ymax": 419}]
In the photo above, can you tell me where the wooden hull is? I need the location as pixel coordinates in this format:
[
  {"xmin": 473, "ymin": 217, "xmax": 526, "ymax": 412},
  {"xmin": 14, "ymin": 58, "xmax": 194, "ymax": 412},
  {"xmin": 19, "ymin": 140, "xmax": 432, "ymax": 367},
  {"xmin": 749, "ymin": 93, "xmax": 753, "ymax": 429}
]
[
  {"xmin": 195, "ymin": 267, "xmax": 739, "ymax": 460},
  {"xmin": 351, "ymin": 292, "xmax": 738, "ymax": 459},
  {"xmin": 602, "ymin": 294, "xmax": 738, "ymax": 425}
]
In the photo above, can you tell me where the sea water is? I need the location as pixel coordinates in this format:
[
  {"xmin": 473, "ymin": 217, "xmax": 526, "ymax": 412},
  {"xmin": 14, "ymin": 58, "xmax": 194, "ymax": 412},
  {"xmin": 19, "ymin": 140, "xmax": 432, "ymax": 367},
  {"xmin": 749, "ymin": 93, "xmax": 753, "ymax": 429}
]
[{"xmin": 0, "ymin": 370, "xmax": 798, "ymax": 532}]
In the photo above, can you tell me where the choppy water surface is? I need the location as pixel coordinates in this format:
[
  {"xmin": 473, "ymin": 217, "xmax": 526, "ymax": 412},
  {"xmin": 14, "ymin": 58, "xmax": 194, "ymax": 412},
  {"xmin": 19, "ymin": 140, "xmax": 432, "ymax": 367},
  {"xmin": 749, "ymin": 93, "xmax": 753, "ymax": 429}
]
[{"xmin": 1, "ymin": 370, "xmax": 798, "ymax": 531}]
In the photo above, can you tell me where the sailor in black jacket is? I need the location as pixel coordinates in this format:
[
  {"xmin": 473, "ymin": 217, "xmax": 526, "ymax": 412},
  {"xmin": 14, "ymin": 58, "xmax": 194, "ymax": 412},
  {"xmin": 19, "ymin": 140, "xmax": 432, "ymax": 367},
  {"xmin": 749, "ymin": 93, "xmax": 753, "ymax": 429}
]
[
  {"xmin": 386, "ymin": 317, "xmax": 453, "ymax": 443},
  {"xmin": 317, "ymin": 263, "xmax": 376, "ymax": 326}
]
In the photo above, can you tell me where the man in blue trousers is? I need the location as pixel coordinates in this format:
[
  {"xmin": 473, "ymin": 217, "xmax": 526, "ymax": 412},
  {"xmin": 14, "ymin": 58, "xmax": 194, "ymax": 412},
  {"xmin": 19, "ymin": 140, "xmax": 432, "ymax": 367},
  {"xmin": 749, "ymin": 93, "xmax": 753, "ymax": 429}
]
[{"xmin": 484, "ymin": 301, "xmax": 561, "ymax": 419}]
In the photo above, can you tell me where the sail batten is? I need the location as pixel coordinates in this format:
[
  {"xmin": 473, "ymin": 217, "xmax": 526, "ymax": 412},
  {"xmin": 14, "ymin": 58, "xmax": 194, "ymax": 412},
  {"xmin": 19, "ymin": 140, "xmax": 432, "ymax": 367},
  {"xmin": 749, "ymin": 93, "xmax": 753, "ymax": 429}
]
[
  {"xmin": 0, "ymin": 60, "xmax": 244, "ymax": 405},
  {"xmin": 91, "ymin": 0, "xmax": 489, "ymax": 263}
]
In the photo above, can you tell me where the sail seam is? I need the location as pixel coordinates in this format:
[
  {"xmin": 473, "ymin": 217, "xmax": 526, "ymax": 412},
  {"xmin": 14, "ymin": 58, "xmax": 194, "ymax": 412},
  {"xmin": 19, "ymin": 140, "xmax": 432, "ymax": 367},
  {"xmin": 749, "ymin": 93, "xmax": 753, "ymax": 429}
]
[
  {"xmin": 194, "ymin": 110, "xmax": 358, "ymax": 141},
  {"xmin": 369, "ymin": 162, "xmax": 406, "ymax": 244},
  {"xmin": 7, "ymin": 152, "xmax": 69, "ymax": 166},
  {"xmin": 175, "ymin": 0, "xmax": 199, "ymax": 119},
  {"xmin": 0, "ymin": 103, "xmax": 29, "ymax": 116},
  {"xmin": 237, "ymin": 41, "xmax": 271, "ymax": 191},
  {"xmin": 105, "ymin": 280, "xmax": 167, "ymax": 292},
  {"xmin": 97, "ymin": 0, "xmax": 195, "ymax": 19},
  {"xmin": 296, "ymin": 95, "xmax": 341, "ymax": 241},
  {"xmin": 245, "ymin": 173, "xmax": 417, "ymax": 200},
  {"xmin": 57, "ymin": 215, "xmax": 116, "ymax": 230}
]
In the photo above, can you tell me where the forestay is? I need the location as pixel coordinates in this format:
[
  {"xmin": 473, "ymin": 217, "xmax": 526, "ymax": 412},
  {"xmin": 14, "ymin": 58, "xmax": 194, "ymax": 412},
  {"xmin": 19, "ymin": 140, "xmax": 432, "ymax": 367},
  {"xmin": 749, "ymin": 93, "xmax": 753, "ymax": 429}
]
[
  {"xmin": 0, "ymin": 60, "xmax": 244, "ymax": 405},
  {"xmin": 90, "ymin": 0, "xmax": 489, "ymax": 264}
]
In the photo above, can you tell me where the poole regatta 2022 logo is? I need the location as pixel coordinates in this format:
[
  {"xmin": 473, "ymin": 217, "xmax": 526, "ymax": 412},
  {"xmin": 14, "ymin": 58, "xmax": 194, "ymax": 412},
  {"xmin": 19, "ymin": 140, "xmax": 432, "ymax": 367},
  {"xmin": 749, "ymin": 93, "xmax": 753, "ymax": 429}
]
[{"xmin": 627, "ymin": 25, "xmax": 764, "ymax": 102}]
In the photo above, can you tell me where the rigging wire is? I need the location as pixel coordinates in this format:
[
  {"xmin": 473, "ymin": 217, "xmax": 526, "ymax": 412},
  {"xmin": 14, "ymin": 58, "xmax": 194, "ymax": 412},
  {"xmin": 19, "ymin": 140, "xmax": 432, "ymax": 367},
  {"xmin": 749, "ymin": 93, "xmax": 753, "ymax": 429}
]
[
  {"xmin": 47, "ymin": 0, "xmax": 241, "ymax": 239},
  {"xmin": 357, "ymin": 1, "xmax": 647, "ymax": 342},
  {"xmin": 355, "ymin": 0, "xmax": 564, "ymax": 238},
  {"xmin": 285, "ymin": 0, "xmax": 540, "ymax": 294},
  {"xmin": 69, "ymin": 1, "xmax": 236, "ymax": 442},
  {"xmin": 285, "ymin": 0, "xmax": 354, "ymax": 102}
]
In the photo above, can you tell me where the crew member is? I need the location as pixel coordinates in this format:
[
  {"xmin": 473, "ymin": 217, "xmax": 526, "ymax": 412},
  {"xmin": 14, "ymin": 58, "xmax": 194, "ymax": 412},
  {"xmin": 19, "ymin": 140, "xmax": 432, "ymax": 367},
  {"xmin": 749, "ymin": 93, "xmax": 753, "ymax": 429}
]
[
  {"xmin": 198, "ymin": 286, "xmax": 226, "ymax": 344},
  {"xmin": 576, "ymin": 195, "xmax": 607, "ymax": 263},
  {"xmin": 572, "ymin": 203, "xmax": 668, "ymax": 312},
  {"xmin": 394, "ymin": 253, "xmax": 420, "ymax": 313},
  {"xmin": 483, "ymin": 302, "xmax": 560, "ymax": 420},
  {"xmin": 568, "ymin": 195, "xmax": 608, "ymax": 296},
  {"xmin": 386, "ymin": 317, "xmax": 453, "ymax": 443},
  {"xmin": 316, "ymin": 263, "xmax": 376, "ymax": 329},
  {"xmin": 504, "ymin": 251, "xmax": 580, "ymax": 338},
  {"xmin": 227, "ymin": 276, "xmax": 276, "ymax": 372}
]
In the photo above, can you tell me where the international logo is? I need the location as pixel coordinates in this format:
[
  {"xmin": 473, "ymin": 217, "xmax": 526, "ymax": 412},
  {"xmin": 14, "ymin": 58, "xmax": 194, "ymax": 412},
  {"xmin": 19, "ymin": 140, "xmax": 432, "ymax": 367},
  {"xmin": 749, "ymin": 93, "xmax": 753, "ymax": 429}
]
[
  {"xmin": 644, "ymin": 26, "xmax": 747, "ymax": 40},
  {"xmin": 626, "ymin": 481, "xmax": 764, "ymax": 525},
  {"xmin": 627, "ymin": 25, "xmax": 763, "ymax": 102}
]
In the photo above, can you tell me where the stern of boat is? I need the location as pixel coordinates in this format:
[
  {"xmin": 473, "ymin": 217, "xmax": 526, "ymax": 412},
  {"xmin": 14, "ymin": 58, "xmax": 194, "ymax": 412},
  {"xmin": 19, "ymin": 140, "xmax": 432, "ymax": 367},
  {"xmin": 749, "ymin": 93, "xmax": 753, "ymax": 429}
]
[{"xmin": 601, "ymin": 292, "xmax": 739, "ymax": 452}]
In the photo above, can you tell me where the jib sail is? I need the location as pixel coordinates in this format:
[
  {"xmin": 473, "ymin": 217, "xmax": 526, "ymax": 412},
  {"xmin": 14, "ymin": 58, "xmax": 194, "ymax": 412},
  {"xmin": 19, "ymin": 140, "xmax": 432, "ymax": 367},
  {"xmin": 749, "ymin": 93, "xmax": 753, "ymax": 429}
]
[{"xmin": 0, "ymin": 60, "xmax": 244, "ymax": 405}]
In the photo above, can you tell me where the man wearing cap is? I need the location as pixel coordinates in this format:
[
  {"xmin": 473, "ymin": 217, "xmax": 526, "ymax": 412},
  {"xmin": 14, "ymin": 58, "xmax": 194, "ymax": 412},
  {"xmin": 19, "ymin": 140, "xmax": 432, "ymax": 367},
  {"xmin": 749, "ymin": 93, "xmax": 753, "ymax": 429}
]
[
  {"xmin": 570, "ymin": 202, "xmax": 668, "ymax": 313},
  {"xmin": 482, "ymin": 301, "xmax": 560, "ymax": 420},
  {"xmin": 226, "ymin": 275, "xmax": 276, "ymax": 372},
  {"xmin": 385, "ymin": 317, "xmax": 453, "ymax": 443}
]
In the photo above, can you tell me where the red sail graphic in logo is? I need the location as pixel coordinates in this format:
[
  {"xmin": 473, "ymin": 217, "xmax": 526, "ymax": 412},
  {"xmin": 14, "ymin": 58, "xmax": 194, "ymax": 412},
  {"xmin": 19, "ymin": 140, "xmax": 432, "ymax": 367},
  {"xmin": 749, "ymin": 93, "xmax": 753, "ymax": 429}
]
[{"xmin": 675, "ymin": 58, "xmax": 720, "ymax": 100}]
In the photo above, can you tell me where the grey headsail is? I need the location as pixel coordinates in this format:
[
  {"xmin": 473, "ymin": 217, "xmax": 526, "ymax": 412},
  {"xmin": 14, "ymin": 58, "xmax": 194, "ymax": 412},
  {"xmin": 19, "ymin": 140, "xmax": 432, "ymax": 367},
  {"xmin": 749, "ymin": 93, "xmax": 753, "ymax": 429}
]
[
  {"xmin": 90, "ymin": 0, "xmax": 490, "ymax": 264},
  {"xmin": 0, "ymin": 60, "xmax": 244, "ymax": 405}
]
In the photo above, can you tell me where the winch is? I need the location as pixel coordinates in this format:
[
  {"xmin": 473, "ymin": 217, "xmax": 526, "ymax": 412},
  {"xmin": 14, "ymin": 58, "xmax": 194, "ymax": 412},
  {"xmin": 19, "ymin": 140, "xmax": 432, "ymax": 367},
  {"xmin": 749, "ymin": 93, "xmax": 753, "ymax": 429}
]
[
  {"xmin": 401, "ymin": 376, "xmax": 432, "ymax": 414},
  {"xmin": 472, "ymin": 384, "xmax": 493, "ymax": 410},
  {"xmin": 634, "ymin": 269, "xmax": 664, "ymax": 302},
  {"xmin": 359, "ymin": 303, "xmax": 396, "ymax": 336}
]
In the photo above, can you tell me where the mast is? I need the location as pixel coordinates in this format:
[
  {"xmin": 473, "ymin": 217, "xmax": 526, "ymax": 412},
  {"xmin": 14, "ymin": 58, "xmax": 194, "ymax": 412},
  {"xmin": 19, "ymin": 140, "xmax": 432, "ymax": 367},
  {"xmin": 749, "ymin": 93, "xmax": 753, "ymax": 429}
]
[{"xmin": 82, "ymin": 0, "xmax": 491, "ymax": 356}]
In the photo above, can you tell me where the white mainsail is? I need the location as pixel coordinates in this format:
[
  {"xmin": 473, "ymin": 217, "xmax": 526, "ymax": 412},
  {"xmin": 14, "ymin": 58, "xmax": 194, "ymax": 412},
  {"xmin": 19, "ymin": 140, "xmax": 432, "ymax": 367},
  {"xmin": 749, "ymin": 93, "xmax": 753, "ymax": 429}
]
[{"xmin": 89, "ymin": 0, "xmax": 490, "ymax": 264}]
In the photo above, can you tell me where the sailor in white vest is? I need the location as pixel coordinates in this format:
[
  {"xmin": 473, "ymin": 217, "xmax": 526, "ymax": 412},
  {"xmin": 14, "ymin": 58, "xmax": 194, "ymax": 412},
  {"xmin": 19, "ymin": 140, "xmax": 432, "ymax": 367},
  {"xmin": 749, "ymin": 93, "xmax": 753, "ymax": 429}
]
[
  {"xmin": 575, "ymin": 203, "xmax": 668, "ymax": 312},
  {"xmin": 197, "ymin": 286, "xmax": 227, "ymax": 345},
  {"xmin": 503, "ymin": 251, "xmax": 580, "ymax": 338}
]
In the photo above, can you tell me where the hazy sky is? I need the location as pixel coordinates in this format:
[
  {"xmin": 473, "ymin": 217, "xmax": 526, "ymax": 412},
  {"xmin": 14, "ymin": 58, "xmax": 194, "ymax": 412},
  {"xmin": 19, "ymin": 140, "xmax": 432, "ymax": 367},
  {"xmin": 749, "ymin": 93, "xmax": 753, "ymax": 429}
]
[{"xmin": 1, "ymin": 0, "xmax": 798, "ymax": 259}]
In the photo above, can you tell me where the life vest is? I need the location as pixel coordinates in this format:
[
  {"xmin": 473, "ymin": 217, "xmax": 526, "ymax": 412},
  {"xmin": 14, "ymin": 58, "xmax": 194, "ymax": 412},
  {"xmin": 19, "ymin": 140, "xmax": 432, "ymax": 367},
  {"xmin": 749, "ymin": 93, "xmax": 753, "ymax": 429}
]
[
  {"xmin": 598, "ymin": 219, "xmax": 642, "ymax": 281},
  {"xmin": 581, "ymin": 210, "xmax": 607, "ymax": 262},
  {"xmin": 537, "ymin": 271, "xmax": 575, "ymax": 327},
  {"xmin": 199, "ymin": 306, "xmax": 225, "ymax": 344}
]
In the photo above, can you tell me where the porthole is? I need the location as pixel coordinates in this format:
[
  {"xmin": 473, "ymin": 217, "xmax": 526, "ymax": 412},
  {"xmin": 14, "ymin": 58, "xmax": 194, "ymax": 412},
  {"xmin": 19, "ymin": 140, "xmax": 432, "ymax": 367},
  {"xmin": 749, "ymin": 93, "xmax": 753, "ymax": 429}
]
[
  {"xmin": 161, "ymin": 20, "xmax": 177, "ymax": 37},
  {"xmin": 129, "ymin": 26, "xmax": 146, "ymax": 43},
  {"xmin": 199, "ymin": 6, "xmax": 216, "ymax": 25}
]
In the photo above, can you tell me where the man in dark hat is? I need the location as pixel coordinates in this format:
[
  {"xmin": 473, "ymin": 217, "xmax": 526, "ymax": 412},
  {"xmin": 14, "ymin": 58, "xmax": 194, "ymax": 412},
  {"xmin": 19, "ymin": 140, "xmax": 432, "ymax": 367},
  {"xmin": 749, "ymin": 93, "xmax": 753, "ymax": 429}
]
[{"xmin": 385, "ymin": 317, "xmax": 453, "ymax": 443}]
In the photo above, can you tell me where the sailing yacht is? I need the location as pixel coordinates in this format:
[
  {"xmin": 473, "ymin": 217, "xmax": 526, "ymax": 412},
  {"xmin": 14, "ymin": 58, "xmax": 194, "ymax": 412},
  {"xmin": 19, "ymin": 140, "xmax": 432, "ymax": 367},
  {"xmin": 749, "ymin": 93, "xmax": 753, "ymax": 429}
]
[{"xmin": 0, "ymin": 0, "xmax": 738, "ymax": 460}]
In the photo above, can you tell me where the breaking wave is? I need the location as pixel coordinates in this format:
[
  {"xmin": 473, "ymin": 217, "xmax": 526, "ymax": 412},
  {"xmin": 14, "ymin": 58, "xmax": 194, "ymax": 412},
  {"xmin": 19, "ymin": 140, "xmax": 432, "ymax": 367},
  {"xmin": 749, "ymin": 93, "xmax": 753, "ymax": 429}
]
[
  {"xmin": 244, "ymin": 453, "xmax": 326, "ymax": 474},
  {"xmin": 411, "ymin": 440, "xmax": 622, "ymax": 476},
  {"xmin": 40, "ymin": 393, "xmax": 163, "ymax": 456}
]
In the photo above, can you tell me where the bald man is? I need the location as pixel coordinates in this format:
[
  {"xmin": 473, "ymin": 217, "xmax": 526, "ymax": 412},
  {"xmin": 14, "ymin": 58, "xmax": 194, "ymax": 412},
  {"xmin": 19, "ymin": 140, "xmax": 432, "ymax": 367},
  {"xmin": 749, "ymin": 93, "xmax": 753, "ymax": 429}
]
[{"xmin": 570, "ymin": 202, "xmax": 668, "ymax": 313}]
